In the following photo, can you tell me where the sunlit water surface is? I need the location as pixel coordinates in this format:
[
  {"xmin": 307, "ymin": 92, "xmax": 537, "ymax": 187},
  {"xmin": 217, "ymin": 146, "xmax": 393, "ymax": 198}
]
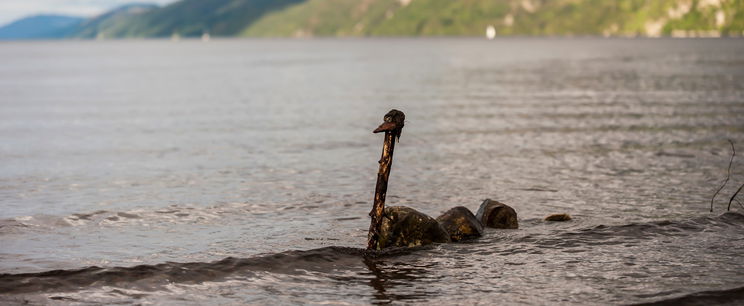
[{"xmin": 1, "ymin": 38, "xmax": 743, "ymax": 304}]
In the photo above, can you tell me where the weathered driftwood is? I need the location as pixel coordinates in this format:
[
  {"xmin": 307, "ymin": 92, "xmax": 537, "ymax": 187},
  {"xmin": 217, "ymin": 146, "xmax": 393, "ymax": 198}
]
[
  {"xmin": 436, "ymin": 206, "xmax": 483, "ymax": 242},
  {"xmin": 475, "ymin": 199, "xmax": 519, "ymax": 229},
  {"xmin": 367, "ymin": 110, "xmax": 521, "ymax": 250},
  {"xmin": 368, "ymin": 109, "xmax": 406, "ymax": 250},
  {"xmin": 378, "ymin": 206, "xmax": 451, "ymax": 249}
]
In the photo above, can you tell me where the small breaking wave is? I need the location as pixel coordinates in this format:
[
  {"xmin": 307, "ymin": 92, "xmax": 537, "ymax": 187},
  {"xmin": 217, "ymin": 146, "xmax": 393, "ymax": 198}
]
[
  {"xmin": 632, "ymin": 285, "xmax": 744, "ymax": 306},
  {"xmin": 1, "ymin": 213, "xmax": 742, "ymax": 296},
  {"xmin": 0, "ymin": 245, "xmax": 426, "ymax": 295}
]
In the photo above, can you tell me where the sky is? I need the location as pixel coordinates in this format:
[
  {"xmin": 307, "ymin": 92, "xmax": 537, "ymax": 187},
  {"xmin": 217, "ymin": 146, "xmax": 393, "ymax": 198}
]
[{"xmin": 0, "ymin": 0, "xmax": 178, "ymax": 26}]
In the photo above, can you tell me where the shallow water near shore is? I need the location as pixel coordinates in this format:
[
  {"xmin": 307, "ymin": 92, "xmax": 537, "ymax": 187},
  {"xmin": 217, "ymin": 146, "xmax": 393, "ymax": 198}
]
[{"xmin": 1, "ymin": 38, "xmax": 744, "ymax": 304}]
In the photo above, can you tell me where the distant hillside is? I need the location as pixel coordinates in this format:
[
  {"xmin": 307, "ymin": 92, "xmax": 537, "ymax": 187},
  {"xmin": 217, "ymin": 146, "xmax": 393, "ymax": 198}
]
[
  {"xmin": 243, "ymin": 0, "xmax": 744, "ymax": 37},
  {"xmin": 70, "ymin": 0, "xmax": 304, "ymax": 38},
  {"xmin": 0, "ymin": 15, "xmax": 84, "ymax": 40},
  {"xmin": 72, "ymin": 3, "xmax": 159, "ymax": 39},
  {"xmin": 4, "ymin": 0, "xmax": 742, "ymax": 40}
]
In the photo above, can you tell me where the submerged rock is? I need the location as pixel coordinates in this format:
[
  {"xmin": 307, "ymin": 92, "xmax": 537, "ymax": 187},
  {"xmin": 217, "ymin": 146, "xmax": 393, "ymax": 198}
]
[
  {"xmin": 545, "ymin": 213, "xmax": 572, "ymax": 221},
  {"xmin": 378, "ymin": 206, "xmax": 451, "ymax": 249},
  {"xmin": 475, "ymin": 199, "xmax": 518, "ymax": 229},
  {"xmin": 436, "ymin": 206, "xmax": 483, "ymax": 242}
]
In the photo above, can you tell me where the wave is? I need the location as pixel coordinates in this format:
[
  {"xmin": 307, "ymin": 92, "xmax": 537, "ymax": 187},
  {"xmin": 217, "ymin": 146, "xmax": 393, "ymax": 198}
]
[
  {"xmin": 0, "ymin": 202, "xmax": 306, "ymax": 235},
  {"xmin": 512, "ymin": 212, "xmax": 744, "ymax": 249},
  {"xmin": 0, "ymin": 245, "xmax": 427, "ymax": 295},
  {"xmin": 632, "ymin": 285, "xmax": 744, "ymax": 306},
  {"xmin": 1, "ymin": 212, "xmax": 742, "ymax": 296}
]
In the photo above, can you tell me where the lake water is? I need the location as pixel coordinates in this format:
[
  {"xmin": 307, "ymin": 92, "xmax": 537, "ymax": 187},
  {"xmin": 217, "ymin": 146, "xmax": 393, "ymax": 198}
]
[{"xmin": 1, "ymin": 38, "xmax": 743, "ymax": 304}]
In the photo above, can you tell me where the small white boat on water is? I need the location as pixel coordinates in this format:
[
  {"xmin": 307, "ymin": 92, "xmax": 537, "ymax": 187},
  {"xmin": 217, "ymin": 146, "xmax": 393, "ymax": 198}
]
[{"xmin": 486, "ymin": 25, "xmax": 496, "ymax": 40}]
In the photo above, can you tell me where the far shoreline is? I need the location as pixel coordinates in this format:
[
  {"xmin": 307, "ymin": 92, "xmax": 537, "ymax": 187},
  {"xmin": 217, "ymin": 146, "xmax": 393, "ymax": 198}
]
[{"xmin": 2, "ymin": 35, "xmax": 744, "ymax": 44}]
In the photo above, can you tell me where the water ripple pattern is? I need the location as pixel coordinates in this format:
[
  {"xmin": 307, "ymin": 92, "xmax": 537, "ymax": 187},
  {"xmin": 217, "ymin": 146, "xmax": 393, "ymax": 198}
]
[{"xmin": 1, "ymin": 38, "xmax": 743, "ymax": 304}]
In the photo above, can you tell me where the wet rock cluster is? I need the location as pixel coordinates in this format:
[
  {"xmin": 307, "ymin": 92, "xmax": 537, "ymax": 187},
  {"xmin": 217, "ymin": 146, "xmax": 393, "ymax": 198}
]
[{"xmin": 378, "ymin": 198, "xmax": 519, "ymax": 249}]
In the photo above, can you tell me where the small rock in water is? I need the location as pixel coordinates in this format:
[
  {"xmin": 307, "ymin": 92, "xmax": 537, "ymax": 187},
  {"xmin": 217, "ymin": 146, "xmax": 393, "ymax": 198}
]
[
  {"xmin": 378, "ymin": 206, "xmax": 451, "ymax": 249},
  {"xmin": 436, "ymin": 206, "xmax": 483, "ymax": 242},
  {"xmin": 475, "ymin": 199, "xmax": 518, "ymax": 229},
  {"xmin": 545, "ymin": 213, "xmax": 572, "ymax": 221}
]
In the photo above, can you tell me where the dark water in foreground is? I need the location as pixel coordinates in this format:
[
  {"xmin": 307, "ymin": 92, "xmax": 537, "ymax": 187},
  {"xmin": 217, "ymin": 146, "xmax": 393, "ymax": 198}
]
[{"xmin": 1, "ymin": 38, "xmax": 743, "ymax": 304}]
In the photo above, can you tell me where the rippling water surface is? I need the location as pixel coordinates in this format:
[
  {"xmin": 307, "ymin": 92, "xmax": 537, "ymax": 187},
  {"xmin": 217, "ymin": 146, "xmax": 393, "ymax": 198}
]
[{"xmin": 1, "ymin": 38, "xmax": 743, "ymax": 304}]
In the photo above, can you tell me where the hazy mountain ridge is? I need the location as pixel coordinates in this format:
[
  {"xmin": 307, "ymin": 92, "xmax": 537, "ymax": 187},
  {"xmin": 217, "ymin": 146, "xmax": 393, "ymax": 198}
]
[{"xmin": 0, "ymin": 15, "xmax": 84, "ymax": 40}]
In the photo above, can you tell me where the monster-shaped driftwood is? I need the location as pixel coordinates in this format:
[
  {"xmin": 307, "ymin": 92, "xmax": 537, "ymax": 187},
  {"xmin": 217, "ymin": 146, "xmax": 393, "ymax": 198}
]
[{"xmin": 367, "ymin": 110, "xmax": 519, "ymax": 250}]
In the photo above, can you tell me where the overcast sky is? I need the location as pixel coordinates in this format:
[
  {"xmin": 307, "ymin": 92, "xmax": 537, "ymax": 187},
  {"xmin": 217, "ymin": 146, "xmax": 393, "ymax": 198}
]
[{"xmin": 0, "ymin": 0, "xmax": 178, "ymax": 26}]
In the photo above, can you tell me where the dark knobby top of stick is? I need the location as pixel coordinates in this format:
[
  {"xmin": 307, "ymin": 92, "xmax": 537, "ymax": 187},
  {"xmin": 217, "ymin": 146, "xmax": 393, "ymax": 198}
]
[{"xmin": 373, "ymin": 109, "xmax": 405, "ymax": 142}]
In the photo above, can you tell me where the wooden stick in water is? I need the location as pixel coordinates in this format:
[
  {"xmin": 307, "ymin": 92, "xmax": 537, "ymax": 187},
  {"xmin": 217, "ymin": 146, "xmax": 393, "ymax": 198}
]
[{"xmin": 367, "ymin": 109, "xmax": 405, "ymax": 250}]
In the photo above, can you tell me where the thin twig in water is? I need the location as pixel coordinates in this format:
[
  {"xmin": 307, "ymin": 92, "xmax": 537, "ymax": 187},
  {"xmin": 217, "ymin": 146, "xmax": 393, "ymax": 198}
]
[
  {"xmin": 711, "ymin": 140, "xmax": 735, "ymax": 212},
  {"xmin": 728, "ymin": 183, "xmax": 744, "ymax": 211}
]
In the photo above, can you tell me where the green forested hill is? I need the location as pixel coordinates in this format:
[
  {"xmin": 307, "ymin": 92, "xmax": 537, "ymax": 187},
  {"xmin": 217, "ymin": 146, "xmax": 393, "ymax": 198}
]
[
  {"xmin": 70, "ymin": 0, "xmax": 304, "ymax": 38},
  {"xmin": 71, "ymin": 0, "xmax": 744, "ymax": 38},
  {"xmin": 243, "ymin": 0, "xmax": 744, "ymax": 37},
  {"xmin": 72, "ymin": 4, "xmax": 158, "ymax": 38}
]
